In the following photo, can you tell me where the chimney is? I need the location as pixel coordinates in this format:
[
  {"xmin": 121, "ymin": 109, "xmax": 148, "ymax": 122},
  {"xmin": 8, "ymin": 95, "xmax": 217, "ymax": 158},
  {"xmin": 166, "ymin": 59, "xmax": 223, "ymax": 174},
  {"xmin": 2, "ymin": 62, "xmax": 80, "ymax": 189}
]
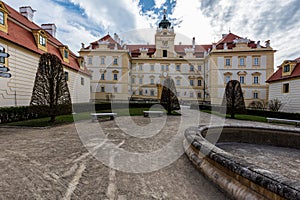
[
  {"xmin": 192, "ymin": 37, "xmax": 195, "ymax": 49},
  {"xmin": 41, "ymin": 24, "xmax": 57, "ymax": 37},
  {"xmin": 19, "ymin": 6, "xmax": 36, "ymax": 22}
]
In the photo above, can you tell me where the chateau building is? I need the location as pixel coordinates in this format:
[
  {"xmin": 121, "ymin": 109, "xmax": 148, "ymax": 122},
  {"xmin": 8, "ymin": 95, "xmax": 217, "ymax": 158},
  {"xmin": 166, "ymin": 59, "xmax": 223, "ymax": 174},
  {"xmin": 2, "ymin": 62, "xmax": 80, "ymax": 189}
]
[
  {"xmin": 267, "ymin": 57, "xmax": 300, "ymax": 113},
  {"xmin": 0, "ymin": 1, "xmax": 90, "ymax": 107},
  {"xmin": 80, "ymin": 12, "xmax": 276, "ymax": 106}
]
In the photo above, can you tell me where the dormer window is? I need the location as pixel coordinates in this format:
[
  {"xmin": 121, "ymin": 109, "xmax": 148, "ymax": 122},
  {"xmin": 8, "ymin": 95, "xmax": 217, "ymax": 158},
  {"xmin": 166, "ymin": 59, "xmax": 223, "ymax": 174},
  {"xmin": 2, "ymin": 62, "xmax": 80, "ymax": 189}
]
[
  {"xmin": 39, "ymin": 35, "xmax": 46, "ymax": 46},
  {"xmin": 0, "ymin": 11, "xmax": 4, "ymax": 25},
  {"xmin": 0, "ymin": 2, "xmax": 8, "ymax": 33},
  {"xmin": 33, "ymin": 30, "xmax": 48, "ymax": 51},
  {"xmin": 64, "ymin": 49, "xmax": 69, "ymax": 59},
  {"xmin": 59, "ymin": 46, "xmax": 69, "ymax": 63},
  {"xmin": 283, "ymin": 64, "xmax": 290, "ymax": 73}
]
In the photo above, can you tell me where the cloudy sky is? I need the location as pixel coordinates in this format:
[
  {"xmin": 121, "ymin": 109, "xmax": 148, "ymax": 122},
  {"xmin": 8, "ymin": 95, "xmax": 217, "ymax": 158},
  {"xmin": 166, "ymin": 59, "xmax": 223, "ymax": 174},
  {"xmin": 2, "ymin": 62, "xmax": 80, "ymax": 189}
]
[{"xmin": 5, "ymin": 0, "xmax": 300, "ymax": 66}]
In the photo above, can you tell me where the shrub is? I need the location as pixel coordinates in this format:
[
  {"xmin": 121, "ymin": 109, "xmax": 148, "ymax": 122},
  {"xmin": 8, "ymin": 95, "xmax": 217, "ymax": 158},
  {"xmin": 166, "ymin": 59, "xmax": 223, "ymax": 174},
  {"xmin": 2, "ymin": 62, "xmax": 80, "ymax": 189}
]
[{"xmin": 268, "ymin": 98, "xmax": 282, "ymax": 112}]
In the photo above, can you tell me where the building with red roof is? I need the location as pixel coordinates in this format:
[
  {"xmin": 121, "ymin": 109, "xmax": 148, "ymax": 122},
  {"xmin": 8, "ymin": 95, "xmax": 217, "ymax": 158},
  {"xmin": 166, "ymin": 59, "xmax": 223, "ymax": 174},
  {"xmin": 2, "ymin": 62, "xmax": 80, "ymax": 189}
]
[
  {"xmin": 79, "ymin": 10, "xmax": 276, "ymax": 105},
  {"xmin": 0, "ymin": 1, "xmax": 90, "ymax": 107},
  {"xmin": 266, "ymin": 58, "xmax": 300, "ymax": 112}
]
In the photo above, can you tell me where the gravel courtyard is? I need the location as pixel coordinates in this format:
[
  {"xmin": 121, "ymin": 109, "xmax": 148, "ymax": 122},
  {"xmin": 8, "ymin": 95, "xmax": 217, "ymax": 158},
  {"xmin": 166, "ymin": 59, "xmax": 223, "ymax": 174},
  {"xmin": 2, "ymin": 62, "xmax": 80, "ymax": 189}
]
[{"xmin": 0, "ymin": 109, "xmax": 229, "ymax": 200}]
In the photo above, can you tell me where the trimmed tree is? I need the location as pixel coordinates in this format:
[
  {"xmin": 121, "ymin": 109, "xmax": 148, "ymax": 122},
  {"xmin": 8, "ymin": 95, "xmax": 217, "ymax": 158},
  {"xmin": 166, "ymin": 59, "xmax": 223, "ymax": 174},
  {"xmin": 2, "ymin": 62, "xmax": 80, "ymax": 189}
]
[
  {"xmin": 30, "ymin": 53, "xmax": 72, "ymax": 122},
  {"xmin": 222, "ymin": 80, "xmax": 245, "ymax": 118},
  {"xmin": 160, "ymin": 77, "xmax": 180, "ymax": 114}
]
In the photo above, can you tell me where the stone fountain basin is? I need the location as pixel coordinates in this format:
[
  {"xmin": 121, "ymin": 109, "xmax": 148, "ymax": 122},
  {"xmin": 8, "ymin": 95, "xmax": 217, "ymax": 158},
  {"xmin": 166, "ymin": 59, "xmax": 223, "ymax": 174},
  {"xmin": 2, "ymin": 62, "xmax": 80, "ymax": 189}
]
[{"xmin": 184, "ymin": 125, "xmax": 300, "ymax": 200}]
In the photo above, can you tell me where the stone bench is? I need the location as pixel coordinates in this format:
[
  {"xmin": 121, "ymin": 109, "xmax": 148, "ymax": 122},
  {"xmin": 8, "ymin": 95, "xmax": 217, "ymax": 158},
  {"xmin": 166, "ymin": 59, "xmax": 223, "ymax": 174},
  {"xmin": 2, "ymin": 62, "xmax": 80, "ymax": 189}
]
[
  {"xmin": 267, "ymin": 117, "xmax": 300, "ymax": 127},
  {"xmin": 90, "ymin": 113, "xmax": 117, "ymax": 122},
  {"xmin": 143, "ymin": 111, "xmax": 164, "ymax": 117}
]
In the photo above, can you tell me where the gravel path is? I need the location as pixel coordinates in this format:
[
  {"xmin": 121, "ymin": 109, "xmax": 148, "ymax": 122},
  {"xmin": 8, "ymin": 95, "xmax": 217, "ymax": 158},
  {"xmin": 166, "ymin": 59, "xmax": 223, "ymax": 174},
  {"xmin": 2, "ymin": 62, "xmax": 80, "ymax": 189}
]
[{"xmin": 0, "ymin": 109, "xmax": 230, "ymax": 200}]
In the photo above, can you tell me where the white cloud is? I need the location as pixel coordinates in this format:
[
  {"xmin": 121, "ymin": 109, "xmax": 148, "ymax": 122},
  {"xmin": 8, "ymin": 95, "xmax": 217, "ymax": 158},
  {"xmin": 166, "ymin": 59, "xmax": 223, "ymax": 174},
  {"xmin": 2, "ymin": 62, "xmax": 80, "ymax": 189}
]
[
  {"xmin": 170, "ymin": 0, "xmax": 214, "ymax": 45},
  {"xmin": 154, "ymin": 0, "xmax": 167, "ymax": 8},
  {"xmin": 4, "ymin": 0, "xmax": 300, "ymax": 66}
]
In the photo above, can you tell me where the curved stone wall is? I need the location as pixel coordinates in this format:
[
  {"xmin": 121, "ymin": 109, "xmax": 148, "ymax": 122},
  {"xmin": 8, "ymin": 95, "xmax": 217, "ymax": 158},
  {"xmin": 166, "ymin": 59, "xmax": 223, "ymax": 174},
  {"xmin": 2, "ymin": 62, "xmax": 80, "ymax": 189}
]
[{"xmin": 184, "ymin": 125, "xmax": 300, "ymax": 200}]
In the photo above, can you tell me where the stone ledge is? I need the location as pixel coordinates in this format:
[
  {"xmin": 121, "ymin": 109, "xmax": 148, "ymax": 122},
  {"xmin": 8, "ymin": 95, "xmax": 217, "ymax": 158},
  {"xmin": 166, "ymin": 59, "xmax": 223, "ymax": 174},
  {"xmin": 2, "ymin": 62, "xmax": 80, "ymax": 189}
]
[{"xmin": 184, "ymin": 125, "xmax": 300, "ymax": 200}]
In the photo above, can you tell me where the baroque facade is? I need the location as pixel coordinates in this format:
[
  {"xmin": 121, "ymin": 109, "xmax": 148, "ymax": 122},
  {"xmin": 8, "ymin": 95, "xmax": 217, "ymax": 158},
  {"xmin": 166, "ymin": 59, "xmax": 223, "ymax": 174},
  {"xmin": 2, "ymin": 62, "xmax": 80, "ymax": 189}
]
[
  {"xmin": 0, "ymin": 2, "xmax": 90, "ymax": 107},
  {"xmin": 80, "ymin": 13, "xmax": 276, "ymax": 106}
]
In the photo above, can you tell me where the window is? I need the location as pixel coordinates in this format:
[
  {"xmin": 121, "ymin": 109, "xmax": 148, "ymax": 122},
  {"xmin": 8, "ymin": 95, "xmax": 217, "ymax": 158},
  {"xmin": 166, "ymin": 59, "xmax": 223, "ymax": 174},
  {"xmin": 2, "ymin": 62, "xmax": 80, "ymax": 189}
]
[
  {"xmin": 240, "ymin": 76, "xmax": 245, "ymax": 84},
  {"xmin": 190, "ymin": 92, "xmax": 194, "ymax": 98},
  {"xmin": 139, "ymin": 78, "xmax": 143, "ymax": 84},
  {"xmin": 253, "ymin": 76, "xmax": 259, "ymax": 84},
  {"xmin": 0, "ymin": 47, "xmax": 4, "ymax": 64},
  {"xmin": 139, "ymin": 90, "xmax": 143, "ymax": 95},
  {"xmin": 150, "ymin": 78, "xmax": 154, "ymax": 85},
  {"xmin": 161, "ymin": 65, "xmax": 165, "ymax": 71},
  {"xmin": 150, "ymin": 65, "xmax": 154, "ymax": 71},
  {"xmin": 113, "ymin": 74, "xmax": 118, "ymax": 81},
  {"xmin": 0, "ymin": 11, "xmax": 4, "ymax": 25},
  {"xmin": 150, "ymin": 90, "xmax": 155, "ymax": 96},
  {"xmin": 81, "ymin": 77, "xmax": 84, "ymax": 85},
  {"xmin": 190, "ymin": 79, "xmax": 194, "ymax": 86},
  {"xmin": 163, "ymin": 50, "xmax": 167, "ymax": 57},
  {"xmin": 225, "ymin": 58, "xmax": 231, "ymax": 66},
  {"xmin": 176, "ymin": 65, "xmax": 181, "ymax": 71},
  {"xmin": 198, "ymin": 93, "xmax": 202, "ymax": 98},
  {"xmin": 101, "ymin": 87, "xmax": 105, "ymax": 92},
  {"xmin": 176, "ymin": 79, "xmax": 180, "ymax": 86},
  {"xmin": 88, "ymin": 57, "xmax": 92, "ymax": 65},
  {"xmin": 101, "ymin": 57, "xmax": 105, "ymax": 64},
  {"xmin": 239, "ymin": 57, "xmax": 245, "ymax": 66},
  {"xmin": 39, "ymin": 35, "xmax": 46, "ymax": 47},
  {"xmin": 190, "ymin": 65, "xmax": 194, "ymax": 72},
  {"xmin": 198, "ymin": 80, "xmax": 202, "ymax": 86},
  {"xmin": 176, "ymin": 92, "xmax": 180, "ymax": 97},
  {"xmin": 283, "ymin": 83, "xmax": 289, "ymax": 93},
  {"xmin": 198, "ymin": 65, "xmax": 202, "ymax": 71},
  {"xmin": 284, "ymin": 64, "xmax": 290, "ymax": 73},
  {"xmin": 64, "ymin": 49, "xmax": 69, "ymax": 59},
  {"xmin": 114, "ymin": 87, "xmax": 118, "ymax": 93},
  {"xmin": 113, "ymin": 57, "xmax": 118, "ymax": 65},
  {"xmin": 139, "ymin": 64, "xmax": 143, "ymax": 71},
  {"xmin": 254, "ymin": 57, "xmax": 259, "ymax": 66},
  {"xmin": 101, "ymin": 73, "xmax": 105, "ymax": 80},
  {"xmin": 131, "ymin": 77, "xmax": 135, "ymax": 84},
  {"xmin": 166, "ymin": 65, "xmax": 169, "ymax": 71},
  {"xmin": 225, "ymin": 75, "xmax": 230, "ymax": 83},
  {"xmin": 253, "ymin": 92, "xmax": 259, "ymax": 99},
  {"xmin": 64, "ymin": 72, "xmax": 69, "ymax": 81}
]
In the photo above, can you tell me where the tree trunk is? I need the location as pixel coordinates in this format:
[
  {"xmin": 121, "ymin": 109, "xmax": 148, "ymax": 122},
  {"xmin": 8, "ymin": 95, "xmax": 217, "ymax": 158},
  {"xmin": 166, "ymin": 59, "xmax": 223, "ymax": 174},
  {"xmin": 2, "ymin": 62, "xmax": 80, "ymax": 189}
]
[
  {"xmin": 231, "ymin": 113, "xmax": 235, "ymax": 119},
  {"xmin": 49, "ymin": 115, "xmax": 56, "ymax": 123}
]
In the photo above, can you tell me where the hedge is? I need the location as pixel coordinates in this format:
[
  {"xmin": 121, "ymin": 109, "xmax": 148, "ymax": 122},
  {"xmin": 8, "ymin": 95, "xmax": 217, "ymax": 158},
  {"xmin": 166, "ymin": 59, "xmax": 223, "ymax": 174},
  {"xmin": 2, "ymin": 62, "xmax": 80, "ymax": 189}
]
[
  {"xmin": 190, "ymin": 104, "xmax": 300, "ymax": 120},
  {"xmin": 0, "ymin": 102, "xmax": 160, "ymax": 124}
]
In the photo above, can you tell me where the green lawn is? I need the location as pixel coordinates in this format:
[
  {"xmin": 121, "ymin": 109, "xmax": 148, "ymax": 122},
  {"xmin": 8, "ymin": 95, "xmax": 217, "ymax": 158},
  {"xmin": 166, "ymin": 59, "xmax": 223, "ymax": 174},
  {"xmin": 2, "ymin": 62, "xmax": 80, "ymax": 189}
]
[
  {"xmin": 201, "ymin": 110, "xmax": 267, "ymax": 123},
  {"xmin": 1, "ymin": 107, "xmax": 181, "ymax": 127}
]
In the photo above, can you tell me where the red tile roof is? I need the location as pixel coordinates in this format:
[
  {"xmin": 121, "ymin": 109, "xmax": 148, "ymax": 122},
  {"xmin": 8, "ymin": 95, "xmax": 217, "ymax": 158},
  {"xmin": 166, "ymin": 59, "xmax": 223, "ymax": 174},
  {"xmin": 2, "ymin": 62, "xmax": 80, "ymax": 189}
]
[
  {"xmin": 87, "ymin": 34, "xmax": 123, "ymax": 50},
  {"xmin": 0, "ymin": 2, "xmax": 89, "ymax": 76},
  {"xmin": 266, "ymin": 60, "xmax": 300, "ymax": 83},
  {"xmin": 215, "ymin": 33, "xmax": 260, "ymax": 50}
]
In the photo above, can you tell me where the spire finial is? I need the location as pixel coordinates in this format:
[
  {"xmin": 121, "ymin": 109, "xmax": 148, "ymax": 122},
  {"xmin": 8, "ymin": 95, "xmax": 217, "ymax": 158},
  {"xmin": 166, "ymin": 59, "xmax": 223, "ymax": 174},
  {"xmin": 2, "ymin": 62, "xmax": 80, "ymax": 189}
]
[
  {"xmin": 163, "ymin": 9, "xmax": 167, "ymax": 20},
  {"xmin": 229, "ymin": 27, "xmax": 231, "ymax": 33}
]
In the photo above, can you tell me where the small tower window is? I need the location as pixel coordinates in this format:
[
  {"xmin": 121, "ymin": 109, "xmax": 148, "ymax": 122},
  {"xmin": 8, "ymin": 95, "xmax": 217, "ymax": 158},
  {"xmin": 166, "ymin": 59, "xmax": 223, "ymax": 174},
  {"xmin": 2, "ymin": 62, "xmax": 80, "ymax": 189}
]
[{"xmin": 163, "ymin": 50, "xmax": 167, "ymax": 57}]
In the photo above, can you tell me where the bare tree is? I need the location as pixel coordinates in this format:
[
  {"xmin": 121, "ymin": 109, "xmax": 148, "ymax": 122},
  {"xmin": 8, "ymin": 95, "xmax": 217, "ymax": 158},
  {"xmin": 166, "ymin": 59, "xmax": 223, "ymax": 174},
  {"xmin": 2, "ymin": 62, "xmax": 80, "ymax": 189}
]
[
  {"xmin": 160, "ymin": 77, "xmax": 180, "ymax": 115},
  {"xmin": 268, "ymin": 98, "xmax": 282, "ymax": 112},
  {"xmin": 30, "ymin": 53, "xmax": 72, "ymax": 122}
]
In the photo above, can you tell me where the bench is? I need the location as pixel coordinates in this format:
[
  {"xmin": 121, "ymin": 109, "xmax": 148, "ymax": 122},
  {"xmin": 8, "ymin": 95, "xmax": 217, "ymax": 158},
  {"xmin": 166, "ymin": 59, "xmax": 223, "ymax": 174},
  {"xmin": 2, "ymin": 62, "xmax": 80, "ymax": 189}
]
[
  {"xmin": 90, "ymin": 113, "xmax": 117, "ymax": 122},
  {"xmin": 143, "ymin": 111, "xmax": 164, "ymax": 117},
  {"xmin": 266, "ymin": 117, "xmax": 300, "ymax": 127}
]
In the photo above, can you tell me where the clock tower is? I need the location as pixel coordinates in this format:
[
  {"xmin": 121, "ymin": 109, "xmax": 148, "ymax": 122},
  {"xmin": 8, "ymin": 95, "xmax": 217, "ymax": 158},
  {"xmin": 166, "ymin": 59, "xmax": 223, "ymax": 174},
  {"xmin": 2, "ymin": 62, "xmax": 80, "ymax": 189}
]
[{"xmin": 154, "ymin": 10, "xmax": 176, "ymax": 58}]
